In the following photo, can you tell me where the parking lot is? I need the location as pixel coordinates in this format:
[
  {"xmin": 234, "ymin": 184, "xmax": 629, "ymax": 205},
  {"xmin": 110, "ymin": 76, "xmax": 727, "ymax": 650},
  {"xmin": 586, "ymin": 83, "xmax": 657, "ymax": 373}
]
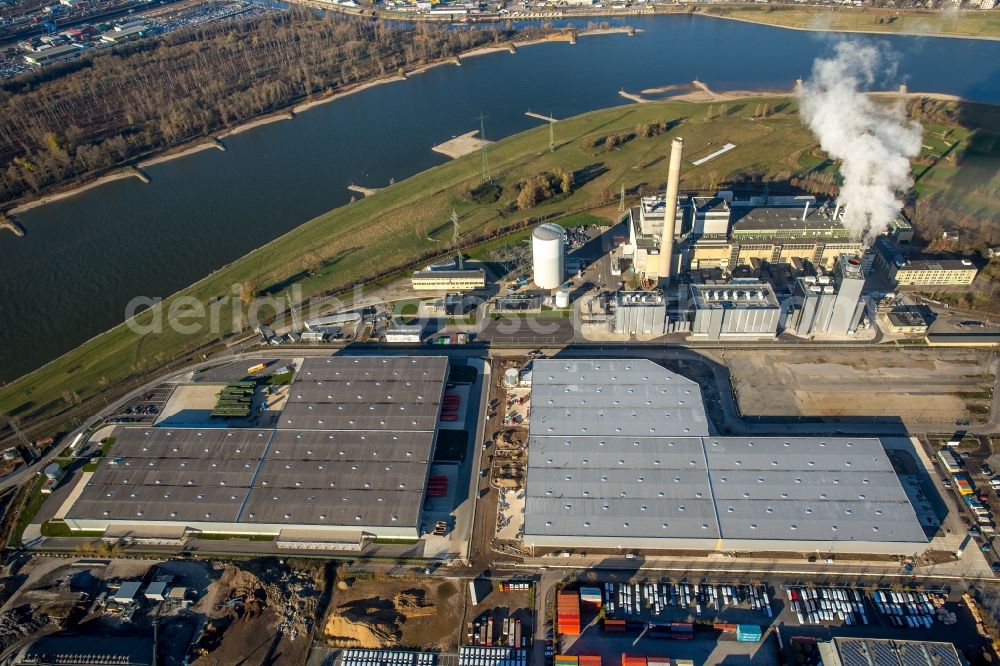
[
  {"xmin": 104, "ymin": 385, "xmax": 173, "ymax": 425},
  {"xmin": 545, "ymin": 575, "xmax": 989, "ymax": 666}
]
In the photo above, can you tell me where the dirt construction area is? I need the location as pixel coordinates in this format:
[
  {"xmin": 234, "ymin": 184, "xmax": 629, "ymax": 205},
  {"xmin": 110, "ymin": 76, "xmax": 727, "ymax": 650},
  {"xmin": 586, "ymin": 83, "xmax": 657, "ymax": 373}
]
[
  {"xmin": 717, "ymin": 348, "xmax": 998, "ymax": 423},
  {"xmin": 190, "ymin": 558, "xmax": 327, "ymax": 666},
  {"xmin": 322, "ymin": 573, "xmax": 462, "ymax": 651}
]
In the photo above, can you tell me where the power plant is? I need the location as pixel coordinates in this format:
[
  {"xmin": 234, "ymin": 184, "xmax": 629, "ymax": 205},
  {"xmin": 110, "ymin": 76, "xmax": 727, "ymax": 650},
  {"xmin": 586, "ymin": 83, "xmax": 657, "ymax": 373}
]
[
  {"xmin": 658, "ymin": 136, "xmax": 684, "ymax": 286},
  {"xmin": 531, "ymin": 223, "xmax": 566, "ymax": 290}
]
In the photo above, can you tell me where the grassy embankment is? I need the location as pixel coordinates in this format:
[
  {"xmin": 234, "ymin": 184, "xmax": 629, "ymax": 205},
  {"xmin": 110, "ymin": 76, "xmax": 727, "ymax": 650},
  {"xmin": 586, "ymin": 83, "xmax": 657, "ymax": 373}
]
[
  {"xmin": 701, "ymin": 5, "xmax": 1000, "ymax": 39},
  {"xmin": 2, "ymin": 95, "xmax": 998, "ymax": 435}
]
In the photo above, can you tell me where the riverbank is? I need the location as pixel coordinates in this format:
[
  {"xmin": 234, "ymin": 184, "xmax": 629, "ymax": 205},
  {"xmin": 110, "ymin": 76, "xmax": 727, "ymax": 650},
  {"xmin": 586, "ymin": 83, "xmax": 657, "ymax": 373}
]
[
  {"xmin": 8, "ymin": 167, "xmax": 149, "ymax": 216},
  {"xmin": 0, "ymin": 26, "xmax": 637, "ymax": 219},
  {"xmin": 696, "ymin": 5, "xmax": 1000, "ymax": 41}
]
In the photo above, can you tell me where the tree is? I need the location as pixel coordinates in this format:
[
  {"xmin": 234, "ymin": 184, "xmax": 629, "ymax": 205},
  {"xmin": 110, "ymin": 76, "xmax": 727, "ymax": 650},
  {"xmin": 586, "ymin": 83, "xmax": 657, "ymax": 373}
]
[{"xmin": 560, "ymin": 170, "xmax": 573, "ymax": 194}]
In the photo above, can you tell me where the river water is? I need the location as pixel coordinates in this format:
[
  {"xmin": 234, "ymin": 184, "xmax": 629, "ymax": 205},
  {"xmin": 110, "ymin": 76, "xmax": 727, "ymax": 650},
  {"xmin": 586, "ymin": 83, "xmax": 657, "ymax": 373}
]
[{"xmin": 1, "ymin": 14, "xmax": 998, "ymax": 382}]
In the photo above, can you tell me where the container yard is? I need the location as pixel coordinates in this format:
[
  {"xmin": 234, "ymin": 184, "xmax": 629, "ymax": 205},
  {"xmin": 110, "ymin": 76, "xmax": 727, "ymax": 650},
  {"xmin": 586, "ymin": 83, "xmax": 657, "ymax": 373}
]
[{"xmin": 557, "ymin": 590, "xmax": 581, "ymax": 636}]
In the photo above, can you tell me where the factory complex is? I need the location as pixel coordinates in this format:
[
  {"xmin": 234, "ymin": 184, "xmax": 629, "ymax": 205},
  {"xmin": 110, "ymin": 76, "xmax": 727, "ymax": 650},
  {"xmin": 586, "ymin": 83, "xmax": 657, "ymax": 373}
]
[
  {"xmin": 61, "ymin": 356, "xmax": 450, "ymax": 545},
  {"xmin": 522, "ymin": 359, "xmax": 928, "ymax": 556}
]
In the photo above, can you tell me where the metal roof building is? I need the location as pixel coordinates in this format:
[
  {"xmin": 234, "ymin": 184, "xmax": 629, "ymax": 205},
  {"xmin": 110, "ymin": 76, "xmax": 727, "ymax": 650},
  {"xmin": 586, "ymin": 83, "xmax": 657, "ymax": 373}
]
[
  {"xmin": 817, "ymin": 637, "xmax": 963, "ymax": 666},
  {"xmin": 63, "ymin": 356, "xmax": 448, "ymax": 543},
  {"xmin": 522, "ymin": 359, "xmax": 928, "ymax": 556}
]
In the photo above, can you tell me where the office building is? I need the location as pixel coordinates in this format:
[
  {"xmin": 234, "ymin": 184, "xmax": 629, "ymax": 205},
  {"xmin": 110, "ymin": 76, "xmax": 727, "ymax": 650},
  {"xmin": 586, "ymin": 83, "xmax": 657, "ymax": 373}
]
[{"xmin": 874, "ymin": 237, "xmax": 978, "ymax": 286}]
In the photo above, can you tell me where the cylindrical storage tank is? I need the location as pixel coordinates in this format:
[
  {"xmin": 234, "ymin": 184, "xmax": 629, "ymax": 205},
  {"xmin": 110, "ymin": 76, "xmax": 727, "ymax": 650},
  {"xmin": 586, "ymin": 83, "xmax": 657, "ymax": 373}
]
[
  {"xmin": 44, "ymin": 463, "xmax": 62, "ymax": 480},
  {"xmin": 503, "ymin": 368, "xmax": 520, "ymax": 388},
  {"xmin": 532, "ymin": 223, "xmax": 565, "ymax": 289},
  {"xmin": 555, "ymin": 289, "xmax": 570, "ymax": 309}
]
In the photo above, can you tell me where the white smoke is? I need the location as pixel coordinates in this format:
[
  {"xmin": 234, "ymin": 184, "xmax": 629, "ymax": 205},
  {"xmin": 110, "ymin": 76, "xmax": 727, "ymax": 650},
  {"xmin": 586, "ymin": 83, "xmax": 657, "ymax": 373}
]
[{"xmin": 798, "ymin": 41, "xmax": 922, "ymax": 245}]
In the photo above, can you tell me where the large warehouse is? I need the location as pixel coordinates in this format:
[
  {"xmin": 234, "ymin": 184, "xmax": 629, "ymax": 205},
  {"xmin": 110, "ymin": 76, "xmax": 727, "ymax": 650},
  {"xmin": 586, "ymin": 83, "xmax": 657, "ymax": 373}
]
[
  {"xmin": 63, "ymin": 356, "xmax": 449, "ymax": 546},
  {"xmin": 522, "ymin": 359, "xmax": 928, "ymax": 556}
]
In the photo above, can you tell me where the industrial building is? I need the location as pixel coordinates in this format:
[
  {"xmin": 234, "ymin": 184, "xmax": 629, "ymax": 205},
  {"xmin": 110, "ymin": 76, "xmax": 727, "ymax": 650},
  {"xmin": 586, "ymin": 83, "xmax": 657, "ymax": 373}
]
[
  {"xmin": 411, "ymin": 269, "xmax": 486, "ymax": 291},
  {"xmin": 623, "ymin": 137, "xmax": 686, "ymax": 284},
  {"xmin": 385, "ymin": 324, "xmax": 423, "ymax": 342},
  {"xmin": 522, "ymin": 359, "xmax": 927, "ymax": 556},
  {"xmin": 532, "ymin": 224, "xmax": 566, "ymax": 289},
  {"xmin": 789, "ymin": 254, "xmax": 866, "ymax": 336},
  {"xmin": 874, "ymin": 237, "xmax": 978, "ymax": 286},
  {"xmin": 22, "ymin": 42, "xmax": 86, "ymax": 65},
  {"xmin": 817, "ymin": 637, "xmax": 962, "ymax": 666},
  {"xmin": 613, "ymin": 290, "xmax": 669, "ymax": 336},
  {"xmin": 623, "ymin": 179, "xmax": 864, "ymax": 279},
  {"xmin": 881, "ymin": 310, "xmax": 930, "ymax": 334},
  {"xmin": 99, "ymin": 23, "xmax": 148, "ymax": 43},
  {"xmin": 689, "ymin": 280, "xmax": 781, "ymax": 341},
  {"xmin": 62, "ymin": 356, "xmax": 449, "ymax": 546}
]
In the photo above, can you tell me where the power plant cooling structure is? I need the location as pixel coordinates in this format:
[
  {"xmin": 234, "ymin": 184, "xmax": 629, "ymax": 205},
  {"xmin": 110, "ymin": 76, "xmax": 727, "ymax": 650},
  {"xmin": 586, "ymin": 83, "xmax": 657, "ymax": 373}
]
[
  {"xmin": 532, "ymin": 223, "xmax": 565, "ymax": 290},
  {"xmin": 658, "ymin": 136, "xmax": 684, "ymax": 285}
]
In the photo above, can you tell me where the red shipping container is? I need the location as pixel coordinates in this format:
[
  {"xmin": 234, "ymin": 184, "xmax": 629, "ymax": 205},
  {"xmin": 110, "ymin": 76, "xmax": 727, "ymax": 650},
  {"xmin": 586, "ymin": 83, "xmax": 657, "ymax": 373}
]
[
  {"xmin": 621, "ymin": 655, "xmax": 646, "ymax": 666},
  {"xmin": 579, "ymin": 655, "xmax": 602, "ymax": 666}
]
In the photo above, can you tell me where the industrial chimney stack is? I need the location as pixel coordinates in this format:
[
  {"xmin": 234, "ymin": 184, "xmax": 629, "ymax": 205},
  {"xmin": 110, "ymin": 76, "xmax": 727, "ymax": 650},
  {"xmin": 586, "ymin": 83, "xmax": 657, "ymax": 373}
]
[{"xmin": 659, "ymin": 137, "xmax": 684, "ymax": 285}]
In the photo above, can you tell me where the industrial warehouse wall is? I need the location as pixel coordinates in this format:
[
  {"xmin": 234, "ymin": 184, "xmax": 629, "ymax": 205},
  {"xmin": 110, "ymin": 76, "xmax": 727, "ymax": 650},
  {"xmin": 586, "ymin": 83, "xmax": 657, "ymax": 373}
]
[
  {"xmin": 63, "ymin": 518, "xmax": 418, "ymax": 540},
  {"xmin": 692, "ymin": 307, "xmax": 779, "ymax": 340},
  {"xmin": 523, "ymin": 534, "xmax": 927, "ymax": 557}
]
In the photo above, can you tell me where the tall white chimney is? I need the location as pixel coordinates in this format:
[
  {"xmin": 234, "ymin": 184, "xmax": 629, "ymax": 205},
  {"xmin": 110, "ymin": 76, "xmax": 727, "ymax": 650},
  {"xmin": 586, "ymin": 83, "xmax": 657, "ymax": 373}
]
[
  {"xmin": 659, "ymin": 137, "xmax": 684, "ymax": 285},
  {"xmin": 834, "ymin": 203, "xmax": 841, "ymax": 220},
  {"xmin": 802, "ymin": 200, "xmax": 810, "ymax": 221}
]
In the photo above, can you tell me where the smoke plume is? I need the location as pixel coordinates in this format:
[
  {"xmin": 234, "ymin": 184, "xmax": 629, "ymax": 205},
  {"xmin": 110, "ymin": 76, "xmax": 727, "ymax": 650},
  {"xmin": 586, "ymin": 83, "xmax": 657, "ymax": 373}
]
[{"xmin": 798, "ymin": 41, "xmax": 922, "ymax": 245}]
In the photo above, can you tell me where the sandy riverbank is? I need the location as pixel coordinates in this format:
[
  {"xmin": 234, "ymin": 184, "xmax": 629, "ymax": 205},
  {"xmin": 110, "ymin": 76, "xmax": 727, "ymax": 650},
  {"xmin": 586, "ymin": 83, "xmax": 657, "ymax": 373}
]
[
  {"xmin": 217, "ymin": 111, "xmax": 294, "ymax": 138},
  {"xmin": 138, "ymin": 141, "xmax": 222, "ymax": 169},
  {"xmin": 8, "ymin": 169, "xmax": 146, "ymax": 215},
  {"xmin": 624, "ymin": 78, "xmax": 966, "ymax": 105},
  {"xmin": 432, "ymin": 130, "xmax": 492, "ymax": 159},
  {"xmin": 698, "ymin": 10, "xmax": 1000, "ymax": 42}
]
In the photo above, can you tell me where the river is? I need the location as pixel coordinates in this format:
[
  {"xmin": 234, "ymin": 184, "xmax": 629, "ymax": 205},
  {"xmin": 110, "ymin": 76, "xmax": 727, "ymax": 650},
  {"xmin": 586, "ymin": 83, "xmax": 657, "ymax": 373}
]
[{"xmin": 1, "ymin": 13, "xmax": 998, "ymax": 383}]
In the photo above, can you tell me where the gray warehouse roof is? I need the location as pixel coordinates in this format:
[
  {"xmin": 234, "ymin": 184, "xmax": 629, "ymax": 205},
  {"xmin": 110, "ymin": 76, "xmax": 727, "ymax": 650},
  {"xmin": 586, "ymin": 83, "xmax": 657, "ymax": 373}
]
[
  {"xmin": 523, "ymin": 360, "xmax": 926, "ymax": 553},
  {"xmin": 822, "ymin": 637, "xmax": 962, "ymax": 666},
  {"xmin": 67, "ymin": 356, "xmax": 448, "ymax": 532}
]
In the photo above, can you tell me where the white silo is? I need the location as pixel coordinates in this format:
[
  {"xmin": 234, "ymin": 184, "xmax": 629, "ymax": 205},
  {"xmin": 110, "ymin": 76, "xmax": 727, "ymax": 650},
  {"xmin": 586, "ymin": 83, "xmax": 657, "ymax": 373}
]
[
  {"xmin": 555, "ymin": 289, "xmax": 570, "ymax": 309},
  {"xmin": 532, "ymin": 223, "xmax": 565, "ymax": 289}
]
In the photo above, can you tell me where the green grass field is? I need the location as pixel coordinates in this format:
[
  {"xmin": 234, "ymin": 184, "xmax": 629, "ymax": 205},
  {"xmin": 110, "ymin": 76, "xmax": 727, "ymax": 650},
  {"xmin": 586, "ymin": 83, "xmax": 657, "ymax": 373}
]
[
  {"xmin": 703, "ymin": 6, "xmax": 1000, "ymax": 38},
  {"xmin": 1, "ymin": 95, "xmax": 997, "ymax": 434}
]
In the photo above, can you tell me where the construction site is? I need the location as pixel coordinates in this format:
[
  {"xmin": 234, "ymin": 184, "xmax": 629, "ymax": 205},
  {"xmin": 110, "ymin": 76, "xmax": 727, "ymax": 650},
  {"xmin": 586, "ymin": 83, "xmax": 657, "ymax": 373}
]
[
  {"xmin": 714, "ymin": 347, "xmax": 998, "ymax": 424},
  {"xmin": 0, "ymin": 555, "xmax": 327, "ymax": 666},
  {"xmin": 321, "ymin": 572, "xmax": 463, "ymax": 651}
]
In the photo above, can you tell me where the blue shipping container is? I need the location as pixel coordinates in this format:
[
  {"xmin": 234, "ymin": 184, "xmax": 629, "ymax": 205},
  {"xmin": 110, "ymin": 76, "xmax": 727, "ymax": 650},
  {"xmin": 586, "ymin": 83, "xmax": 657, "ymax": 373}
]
[{"xmin": 736, "ymin": 625, "xmax": 762, "ymax": 642}]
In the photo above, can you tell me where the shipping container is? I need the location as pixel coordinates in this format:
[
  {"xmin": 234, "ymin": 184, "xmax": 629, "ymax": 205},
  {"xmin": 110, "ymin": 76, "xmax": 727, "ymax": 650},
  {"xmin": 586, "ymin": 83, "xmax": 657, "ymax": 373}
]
[
  {"xmin": 621, "ymin": 655, "xmax": 646, "ymax": 666},
  {"xmin": 736, "ymin": 625, "xmax": 762, "ymax": 642},
  {"xmin": 603, "ymin": 619, "xmax": 626, "ymax": 632},
  {"xmin": 578, "ymin": 656, "xmax": 601, "ymax": 666}
]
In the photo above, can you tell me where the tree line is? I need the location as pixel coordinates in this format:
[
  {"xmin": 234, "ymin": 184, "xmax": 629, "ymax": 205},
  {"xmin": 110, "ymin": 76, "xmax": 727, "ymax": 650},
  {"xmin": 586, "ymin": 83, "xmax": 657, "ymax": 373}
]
[{"xmin": 0, "ymin": 9, "xmax": 547, "ymax": 205}]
